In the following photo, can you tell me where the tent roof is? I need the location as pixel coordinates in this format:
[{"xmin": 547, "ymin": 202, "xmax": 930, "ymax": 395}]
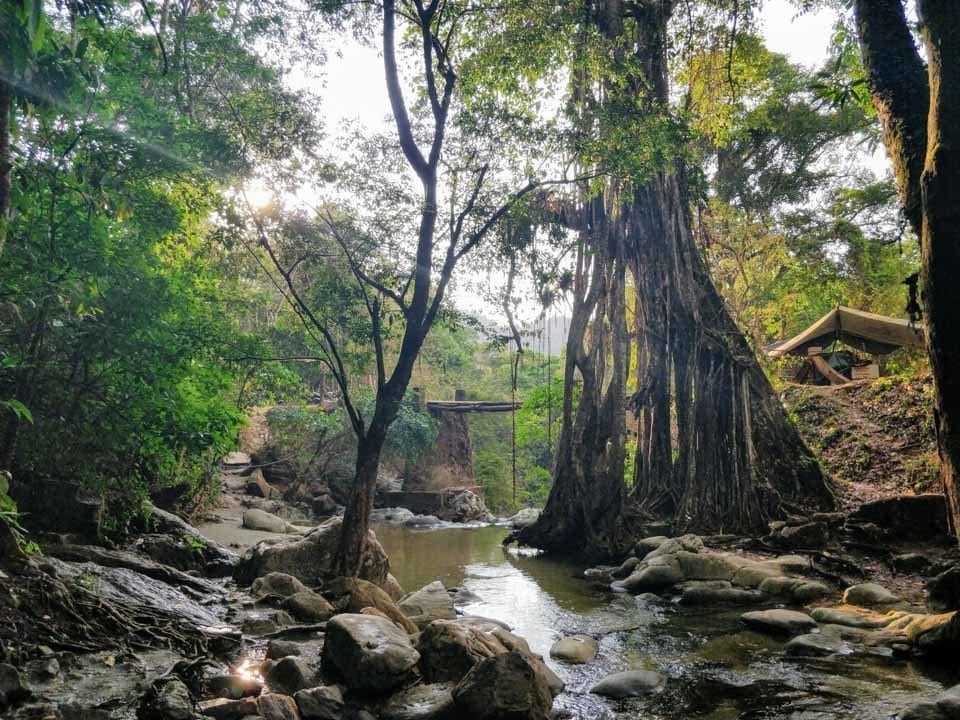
[{"xmin": 766, "ymin": 306, "xmax": 924, "ymax": 358}]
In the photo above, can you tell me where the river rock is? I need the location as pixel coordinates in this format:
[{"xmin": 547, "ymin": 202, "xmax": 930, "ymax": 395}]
[
  {"xmin": 676, "ymin": 580, "xmax": 765, "ymax": 605},
  {"xmin": 294, "ymin": 686, "xmax": 344, "ymax": 720},
  {"xmin": 325, "ymin": 576, "xmax": 418, "ymax": 634},
  {"xmin": 645, "ymin": 534, "xmax": 703, "ymax": 560},
  {"xmin": 439, "ymin": 489, "xmax": 490, "ymax": 523},
  {"xmin": 252, "ymin": 572, "xmax": 310, "ymax": 599},
  {"xmin": 258, "ymin": 692, "xmax": 301, "ymax": 720},
  {"xmin": 452, "ymin": 652, "xmax": 553, "ymax": 720},
  {"xmin": 893, "ymin": 553, "xmax": 932, "ymax": 574},
  {"xmin": 383, "ymin": 573, "xmax": 406, "ymax": 601},
  {"xmin": 372, "ymin": 507, "xmax": 416, "ymax": 524},
  {"xmin": 267, "ymin": 640, "xmax": 303, "ymax": 659},
  {"xmin": 243, "ymin": 508, "xmax": 302, "ymax": 534},
  {"xmin": 741, "ymin": 609, "xmax": 817, "ymax": 636},
  {"xmin": 590, "ymin": 670, "xmax": 664, "ymax": 698},
  {"xmin": 322, "ymin": 613, "xmax": 420, "ymax": 692},
  {"xmin": 285, "ymin": 591, "xmax": 335, "ymax": 622},
  {"xmin": 235, "ymin": 517, "xmax": 390, "ymax": 588},
  {"xmin": 758, "ymin": 576, "xmax": 830, "ymax": 603},
  {"xmin": 198, "ymin": 697, "xmax": 260, "ymax": 720},
  {"xmin": 380, "ymin": 683, "xmax": 455, "ymax": 720},
  {"xmin": 152, "ymin": 678, "xmax": 194, "ymax": 720},
  {"xmin": 508, "ymin": 508, "xmax": 540, "ymax": 529},
  {"xmin": 928, "ymin": 564, "xmax": 960, "ymax": 611},
  {"xmin": 265, "ymin": 656, "xmax": 316, "ymax": 696},
  {"xmin": 899, "ymin": 684, "xmax": 960, "ymax": 720},
  {"xmin": 842, "ymin": 583, "xmax": 901, "ymax": 607},
  {"xmin": 206, "ymin": 673, "xmax": 263, "ymax": 699},
  {"xmin": 400, "ymin": 580, "xmax": 457, "ymax": 626},
  {"xmin": 243, "ymin": 610, "xmax": 295, "ymax": 635},
  {"xmin": 549, "ymin": 635, "xmax": 599, "ymax": 664},
  {"xmin": 784, "ymin": 632, "xmax": 849, "ymax": 657}
]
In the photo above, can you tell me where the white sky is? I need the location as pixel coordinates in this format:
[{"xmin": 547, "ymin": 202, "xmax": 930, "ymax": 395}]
[{"xmin": 275, "ymin": 2, "xmax": 889, "ymax": 324}]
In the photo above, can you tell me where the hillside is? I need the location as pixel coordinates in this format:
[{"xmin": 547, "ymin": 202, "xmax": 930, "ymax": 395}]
[{"xmin": 782, "ymin": 375, "xmax": 941, "ymax": 509}]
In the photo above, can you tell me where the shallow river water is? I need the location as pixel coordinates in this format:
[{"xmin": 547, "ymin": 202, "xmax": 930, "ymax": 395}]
[{"xmin": 374, "ymin": 523, "xmax": 958, "ymax": 720}]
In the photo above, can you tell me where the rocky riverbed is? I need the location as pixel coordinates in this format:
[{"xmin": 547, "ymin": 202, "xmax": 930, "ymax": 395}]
[{"xmin": 3, "ymin": 457, "xmax": 960, "ymax": 720}]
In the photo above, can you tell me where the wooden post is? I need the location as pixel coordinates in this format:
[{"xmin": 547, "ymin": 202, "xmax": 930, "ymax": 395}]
[{"xmin": 455, "ymin": 388, "xmax": 467, "ymax": 401}]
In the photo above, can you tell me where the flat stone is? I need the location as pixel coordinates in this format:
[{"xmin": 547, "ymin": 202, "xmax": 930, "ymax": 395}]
[
  {"xmin": 590, "ymin": 670, "xmax": 664, "ymax": 698},
  {"xmin": 785, "ymin": 632, "xmax": 849, "ymax": 657},
  {"xmin": 741, "ymin": 609, "xmax": 817, "ymax": 636},
  {"xmin": 549, "ymin": 635, "xmax": 599, "ymax": 664},
  {"xmin": 243, "ymin": 508, "xmax": 301, "ymax": 534},
  {"xmin": 619, "ymin": 558, "xmax": 684, "ymax": 593},
  {"xmin": 154, "ymin": 678, "xmax": 194, "ymax": 720},
  {"xmin": 294, "ymin": 686, "xmax": 344, "ymax": 720},
  {"xmin": 325, "ymin": 576, "xmax": 418, "ymax": 634},
  {"xmin": 842, "ymin": 583, "xmax": 901, "ymax": 607}
]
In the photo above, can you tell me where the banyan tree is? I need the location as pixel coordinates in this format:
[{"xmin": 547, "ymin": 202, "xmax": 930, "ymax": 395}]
[{"xmin": 518, "ymin": 0, "xmax": 835, "ymax": 559}]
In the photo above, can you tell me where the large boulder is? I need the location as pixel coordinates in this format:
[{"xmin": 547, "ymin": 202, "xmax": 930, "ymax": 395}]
[
  {"xmin": 452, "ymin": 652, "xmax": 553, "ymax": 720},
  {"xmin": 400, "ymin": 581, "xmax": 457, "ymax": 626},
  {"xmin": 899, "ymin": 685, "xmax": 960, "ymax": 720},
  {"xmin": 258, "ymin": 693, "xmax": 300, "ymax": 720},
  {"xmin": 321, "ymin": 613, "xmax": 420, "ymax": 692},
  {"xmin": 676, "ymin": 580, "xmax": 765, "ymax": 606},
  {"xmin": 849, "ymin": 494, "xmax": 950, "ymax": 542},
  {"xmin": 235, "ymin": 517, "xmax": 390, "ymax": 588},
  {"xmin": 438, "ymin": 489, "xmax": 490, "ymax": 523},
  {"xmin": 325, "ymin": 576, "xmax": 418, "ymax": 634},
  {"xmin": 246, "ymin": 469, "xmax": 278, "ymax": 499},
  {"xmin": 778, "ymin": 521, "xmax": 829, "ymax": 549},
  {"xmin": 617, "ymin": 556, "xmax": 684, "ymax": 593},
  {"xmin": 417, "ymin": 620, "xmax": 508, "ymax": 683},
  {"xmin": 914, "ymin": 612, "xmax": 960, "ymax": 657},
  {"xmin": 264, "ymin": 656, "xmax": 317, "ymax": 696},
  {"xmin": 507, "ymin": 509, "xmax": 540, "ymax": 529}
]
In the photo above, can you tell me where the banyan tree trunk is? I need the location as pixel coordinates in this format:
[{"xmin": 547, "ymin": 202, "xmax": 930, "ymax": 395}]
[
  {"xmin": 516, "ymin": 197, "xmax": 630, "ymax": 559},
  {"xmin": 628, "ymin": 169, "xmax": 833, "ymax": 534},
  {"xmin": 521, "ymin": 0, "xmax": 833, "ymax": 555}
]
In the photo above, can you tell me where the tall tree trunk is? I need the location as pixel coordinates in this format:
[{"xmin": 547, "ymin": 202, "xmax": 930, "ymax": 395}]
[
  {"xmin": 854, "ymin": 0, "xmax": 960, "ymax": 538},
  {"xmin": 337, "ymin": 431, "xmax": 385, "ymax": 576}
]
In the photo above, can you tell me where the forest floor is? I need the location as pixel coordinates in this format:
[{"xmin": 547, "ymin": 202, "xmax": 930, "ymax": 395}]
[{"xmin": 782, "ymin": 374, "xmax": 940, "ymax": 509}]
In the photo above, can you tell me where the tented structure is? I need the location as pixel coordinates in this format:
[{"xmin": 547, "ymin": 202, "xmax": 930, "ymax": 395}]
[{"xmin": 766, "ymin": 306, "xmax": 925, "ymax": 359}]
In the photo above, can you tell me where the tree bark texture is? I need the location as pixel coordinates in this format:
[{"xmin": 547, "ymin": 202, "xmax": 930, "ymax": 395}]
[
  {"xmin": 854, "ymin": 0, "xmax": 960, "ymax": 538},
  {"xmin": 0, "ymin": 80, "xmax": 11, "ymax": 258}
]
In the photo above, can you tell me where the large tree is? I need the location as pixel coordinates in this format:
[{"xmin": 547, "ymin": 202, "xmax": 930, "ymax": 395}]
[
  {"xmin": 519, "ymin": 0, "xmax": 834, "ymax": 558},
  {"xmin": 852, "ymin": 0, "xmax": 960, "ymax": 537}
]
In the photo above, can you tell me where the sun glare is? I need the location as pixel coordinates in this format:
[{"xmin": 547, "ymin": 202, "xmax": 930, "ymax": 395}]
[{"xmin": 243, "ymin": 178, "xmax": 275, "ymax": 209}]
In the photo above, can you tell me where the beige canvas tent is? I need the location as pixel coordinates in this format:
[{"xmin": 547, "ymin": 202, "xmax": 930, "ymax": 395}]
[{"xmin": 766, "ymin": 306, "xmax": 925, "ymax": 359}]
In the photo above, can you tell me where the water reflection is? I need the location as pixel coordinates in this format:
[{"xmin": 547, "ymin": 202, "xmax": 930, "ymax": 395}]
[{"xmin": 374, "ymin": 523, "xmax": 958, "ymax": 720}]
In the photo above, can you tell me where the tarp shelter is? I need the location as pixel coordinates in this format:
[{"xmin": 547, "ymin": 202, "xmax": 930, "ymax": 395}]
[{"xmin": 766, "ymin": 306, "xmax": 925, "ymax": 359}]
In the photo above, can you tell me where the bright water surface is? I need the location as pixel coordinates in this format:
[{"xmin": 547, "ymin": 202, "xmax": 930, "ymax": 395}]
[{"xmin": 375, "ymin": 523, "xmax": 959, "ymax": 719}]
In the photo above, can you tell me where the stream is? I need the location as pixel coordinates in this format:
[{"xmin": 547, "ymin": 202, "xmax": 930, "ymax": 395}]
[{"xmin": 373, "ymin": 523, "xmax": 959, "ymax": 719}]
